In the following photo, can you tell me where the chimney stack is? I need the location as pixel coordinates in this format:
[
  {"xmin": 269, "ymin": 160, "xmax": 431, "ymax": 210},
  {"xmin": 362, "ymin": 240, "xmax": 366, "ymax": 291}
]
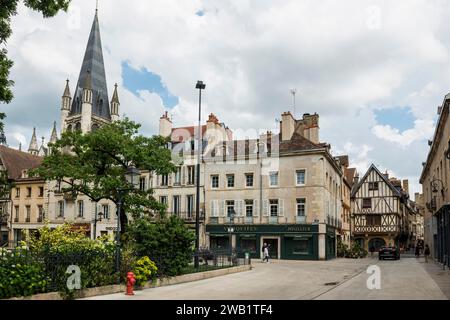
[
  {"xmin": 281, "ymin": 111, "xmax": 295, "ymax": 141},
  {"xmin": 159, "ymin": 111, "xmax": 172, "ymax": 137},
  {"xmin": 402, "ymin": 179, "xmax": 409, "ymax": 196}
]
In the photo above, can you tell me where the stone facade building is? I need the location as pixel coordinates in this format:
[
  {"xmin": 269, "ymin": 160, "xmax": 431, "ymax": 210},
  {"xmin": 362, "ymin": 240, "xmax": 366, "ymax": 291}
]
[{"xmin": 420, "ymin": 96, "xmax": 450, "ymax": 266}]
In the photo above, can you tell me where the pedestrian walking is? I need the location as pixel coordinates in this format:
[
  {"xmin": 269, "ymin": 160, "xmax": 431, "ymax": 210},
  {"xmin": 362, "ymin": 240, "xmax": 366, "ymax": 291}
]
[
  {"xmin": 424, "ymin": 244, "xmax": 430, "ymax": 263},
  {"xmin": 415, "ymin": 244, "xmax": 420, "ymax": 258},
  {"xmin": 261, "ymin": 243, "xmax": 267, "ymax": 262},
  {"xmin": 263, "ymin": 244, "xmax": 270, "ymax": 263}
]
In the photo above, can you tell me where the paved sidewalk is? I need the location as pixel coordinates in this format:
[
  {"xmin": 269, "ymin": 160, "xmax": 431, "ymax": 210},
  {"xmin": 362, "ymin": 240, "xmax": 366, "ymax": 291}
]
[{"xmin": 419, "ymin": 258, "xmax": 450, "ymax": 299}]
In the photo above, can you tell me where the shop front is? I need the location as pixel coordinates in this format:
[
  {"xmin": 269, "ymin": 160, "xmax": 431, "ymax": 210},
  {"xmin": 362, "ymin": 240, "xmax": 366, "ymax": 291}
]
[
  {"xmin": 326, "ymin": 226, "xmax": 336, "ymax": 260},
  {"xmin": 206, "ymin": 224, "xmax": 332, "ymax": 260}
]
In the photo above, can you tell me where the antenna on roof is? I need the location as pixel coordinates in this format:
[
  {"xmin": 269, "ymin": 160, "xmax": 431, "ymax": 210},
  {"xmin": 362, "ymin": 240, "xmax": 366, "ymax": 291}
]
[{"xmin": 290, "ymin": 88, "xmax": 297, "ymax": 118}]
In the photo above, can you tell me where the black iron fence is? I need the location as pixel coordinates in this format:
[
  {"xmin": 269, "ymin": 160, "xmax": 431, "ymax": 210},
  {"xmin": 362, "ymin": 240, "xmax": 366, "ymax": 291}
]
[{"xmin": 0, "ymin": 246, "xmax": 251, "ymax": 299}]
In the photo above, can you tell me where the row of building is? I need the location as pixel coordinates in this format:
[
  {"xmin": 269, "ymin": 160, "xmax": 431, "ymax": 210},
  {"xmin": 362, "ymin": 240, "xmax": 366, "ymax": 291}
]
[
  {"xmin": 420, "ymin": 94, "xmax": 450, "ymax": 267},
  {"xmin": 0, "ymin": 9, "xmax": 424, "ymax": 260}
]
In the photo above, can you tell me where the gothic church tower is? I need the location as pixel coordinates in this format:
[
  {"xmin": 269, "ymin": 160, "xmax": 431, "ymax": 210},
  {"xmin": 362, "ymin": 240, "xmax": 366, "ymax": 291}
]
[{"xmin": 60, "ymin": 9, "xmax": 119, "ymax": 133}]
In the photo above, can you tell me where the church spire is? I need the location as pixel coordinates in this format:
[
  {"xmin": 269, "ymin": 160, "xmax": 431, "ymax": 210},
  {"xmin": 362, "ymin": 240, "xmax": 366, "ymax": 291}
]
[
  {"xmin": 50, "ymin": 121, "xmax": 58, "ymax": 144},
  {"xmin": 28, "ymin": 127, "xmax": 38, "ymax": 155},
  {"xmin": 110, "ymin": 83, "xmax": 120, "ymax": 121},
  {"xmin": 70, "ymin": 9, "xmax": 110, "ymax": 119}
]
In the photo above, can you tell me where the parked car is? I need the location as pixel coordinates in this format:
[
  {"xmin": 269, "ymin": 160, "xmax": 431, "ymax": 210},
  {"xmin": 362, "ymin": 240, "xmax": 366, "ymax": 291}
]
[{"xmin": 379, "ymin": 246, "xmax": 400, "ymax": 260}]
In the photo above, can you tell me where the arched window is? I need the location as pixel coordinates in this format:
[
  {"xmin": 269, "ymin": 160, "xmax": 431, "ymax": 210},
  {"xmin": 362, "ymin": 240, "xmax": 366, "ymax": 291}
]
[
  {"xmin": 67, "ymin": 124, "xmax": 72, "ymax": 132},
  {"xmin": 98, "ymin": 98, "xmax": 103, "ymax": 115},
  {"xmin": 76, "ymin": 97, "xmax": 80, "ymax": 113},
  {"xmin": 91, "ymin": 124, "xmax": 99, "ymax": 132},
  {"xmin": 75, "ymin": 122, "xmax": 81, "ymax": 131}
]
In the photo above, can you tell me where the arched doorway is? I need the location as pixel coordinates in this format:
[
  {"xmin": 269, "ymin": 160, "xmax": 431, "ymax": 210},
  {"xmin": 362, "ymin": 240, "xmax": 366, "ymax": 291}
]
[{"xmin": 369, "ymin": 238, "xmax": 386, "ymax": 251}]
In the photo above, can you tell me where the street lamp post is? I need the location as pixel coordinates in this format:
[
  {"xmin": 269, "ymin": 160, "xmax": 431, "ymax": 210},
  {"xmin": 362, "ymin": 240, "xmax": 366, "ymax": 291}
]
[
  {"xmin": 115, "ymin": 165, "xmax": 140, "ymax": 284},
  {"xmin": 194, "ymin": 80, "xmax": 206, "ymax": 269},
  {"xmin": 227, "ymin": 211, "xmax": 235, "ymax": 257},
  {"xmin": 92, "ymin": 201, "xmax": 103, "ymax": 240}
]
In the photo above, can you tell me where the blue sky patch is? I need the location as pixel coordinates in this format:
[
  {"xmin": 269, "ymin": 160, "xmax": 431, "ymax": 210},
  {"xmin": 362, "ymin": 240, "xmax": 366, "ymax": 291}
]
[
  {"xmin": 374, "ymin": 107, "xmax": 416, "ymax": 132},
  {"xmin": 196, "ymin": 10, "xmax": 205, "ymax": 16},
  {"xmin": 121, "ymin": 61, "xmax": 179, "ymax": 108}
]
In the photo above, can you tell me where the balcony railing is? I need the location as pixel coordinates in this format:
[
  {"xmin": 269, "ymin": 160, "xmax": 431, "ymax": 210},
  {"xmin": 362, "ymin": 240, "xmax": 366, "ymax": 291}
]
[{"xmin": 296, "ymin": 216, "xmax": 306, "ymax": 224}]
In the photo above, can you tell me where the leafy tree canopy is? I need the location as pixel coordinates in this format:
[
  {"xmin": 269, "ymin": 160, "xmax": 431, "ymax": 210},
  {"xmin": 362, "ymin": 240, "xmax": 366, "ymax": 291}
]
[
  {"xmin": 31, "ymin": 118, "xmax": 176, "ymax": 231},
  {"xmin": 1, "ymin": 0, "xmax": 71, "ymax": 104}
]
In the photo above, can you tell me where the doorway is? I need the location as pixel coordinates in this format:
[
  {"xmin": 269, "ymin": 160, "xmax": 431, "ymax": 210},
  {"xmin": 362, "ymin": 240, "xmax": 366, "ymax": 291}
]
[{"xmin": 262, "ymin": 238, "xmax": 279, "ymax": 259}]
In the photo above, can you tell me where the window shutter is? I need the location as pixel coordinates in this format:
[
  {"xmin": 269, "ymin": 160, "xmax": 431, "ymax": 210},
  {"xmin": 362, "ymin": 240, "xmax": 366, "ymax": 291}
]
[
  {"xmin": 263, "ymin": 200, "xmax": 269, "ymax": 216},
  {"xmin": 156, "ymin": 175, "xmax": 160, "ymax": 187},
  {"xmin": 214, "ymin": 200, "xmax": 219, "ymax": 217},
  {"xmin": 279, "ymin": 199, "xmax": 284, "ymax": 217},
  {"xmin": 54, "ymin": 202, "xmax": 58, "ymax": 218},
  {"xmin": 253, "ymin": 199, "xmax": 259, "ymax": 217}
]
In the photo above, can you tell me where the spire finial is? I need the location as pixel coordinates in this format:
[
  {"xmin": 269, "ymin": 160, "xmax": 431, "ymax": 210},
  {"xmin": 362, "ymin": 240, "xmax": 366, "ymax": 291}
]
[{"xmin": 96, "ymin": 0, "xmax": 99, "ymax": 12}]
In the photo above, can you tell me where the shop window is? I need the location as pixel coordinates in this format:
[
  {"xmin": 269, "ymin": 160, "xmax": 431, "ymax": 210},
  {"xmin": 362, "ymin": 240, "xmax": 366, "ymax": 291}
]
[{"xmin": 292, "ymin": 239, "xmax": 309, "ymax": 255}]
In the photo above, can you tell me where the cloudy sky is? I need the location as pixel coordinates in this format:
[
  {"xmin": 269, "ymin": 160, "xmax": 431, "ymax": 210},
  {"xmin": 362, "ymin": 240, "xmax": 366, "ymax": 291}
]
[{"xmin": 2, "ymin": 0, "xmax": 450, "ymax": 198}]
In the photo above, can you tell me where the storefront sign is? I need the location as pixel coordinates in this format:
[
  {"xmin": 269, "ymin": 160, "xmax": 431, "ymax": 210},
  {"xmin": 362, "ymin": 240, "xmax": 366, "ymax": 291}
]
[{"xmin": 206, "ymin": 224, "xmax": 318, "ymax": 234}]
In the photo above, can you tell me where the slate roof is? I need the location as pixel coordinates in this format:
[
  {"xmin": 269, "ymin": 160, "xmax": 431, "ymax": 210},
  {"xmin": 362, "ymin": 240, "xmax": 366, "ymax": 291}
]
[
  {"xmin": 0, "ymin": 146, "xmax": 42, "ymax": 180},
  {"xmin": 70, "ymin": 11, "xmax": 110, "ymax": 120}
]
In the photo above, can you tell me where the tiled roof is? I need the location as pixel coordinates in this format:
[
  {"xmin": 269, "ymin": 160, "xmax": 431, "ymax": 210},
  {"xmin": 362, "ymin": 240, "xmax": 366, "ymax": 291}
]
[
  {"xmin": 171, "ymin": 125, "xmax": 207, "ymax": 142},
  {"xmin": 0, "ymin": 145, "xmax": 42, "ymax": 180},
  {"xmin": 344, "ymin": 167, "xmax": 356, "ymax": 185},
  {"xmin": 279, "ymin": 132, "xmax": 323, "ymax": 153}
]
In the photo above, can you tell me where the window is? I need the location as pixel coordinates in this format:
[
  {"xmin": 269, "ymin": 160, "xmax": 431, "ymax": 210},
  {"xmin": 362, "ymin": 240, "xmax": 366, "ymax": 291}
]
[
  {"xmin": 366, "ymin": 215, "xmax": 381, "ymax": 226},
  {"xmin": 269, "ymin": 172, "xmax": 278, "ymax": 186},
  {"xmin": 102, "ymin": 205, "xmax": 109, "ymax": 219},
  {"xmin": 15, "ymin": 188, "xmax": 20, "ymax": 198},
  {"xmin": 173, "ymin": 196, "xmax": 180, "ymax": 215},
  {"xmin": 174, "ymin": 167, "xmax": 181, "ymax": 185},
  {"xmin": 211, "ymin": 175, "xmax": 219, "ymax": 188},
  {"xmin": 26, "ymin": 205, "xmax": 31, "ymax": 222},
  {"xmin": 368, "ymin": 182, "xmax": 379, "ymax": 191},
  {"xmin": 245, "ymin": 200, "xmax": 253, "ymax": 217},
  {"xmin": 139, "ymin": 177, "xmax": 146, "ymax": 191},
  {"xmin": 292, "ymin": 239, "xmax": 309, "ymax": 255},
  {"xmin": 187, "ymin": 195, "xmax": 194, "ymax": 218},
  {"xmin": 227, "ymin": 174, "xmax": 235, "ymax": 188},
  {"xmin": 77, "ymin": 201, "xmax": 84, "ymax": 218},
  {"xmin": 270, "ymin": 199, "xmax": 279, "ymax": 217},
  {"xmin": 39, "ymin": 187, "xmax": 44, "ymax": 197},
  {"xmin": 363, "ymin": 198, "xmax": 372, "ymax": 209},
  {"xmin": 362, "ymin": 198, "xmax": 371, "ymax": 209},
  {"xmin": 161, "ymin": 175, "xmax": 168, "ymax": 186},
  {"xmin": 27, "ymin": 187, "xmax": 32, "ymax": 197},
  {"xmin": 245, "ymin": 173, "xmax": 254, "ymax": 187},
  {"xmin": 37, "ymin": 205, "xmax": 44, "ymax": 222},
  {"xmin": 159, "ymin": 196, "xmax": 167, "ymax": 205},
  {"xmin": 14, "ymin": 206, "xmax": 19, "ymax": 222},
  {"xmin": 226, "ymin": 200, "xmax": 235, "ymax": 217},
  {"xmin": 58, "ymin": 201, "xmax": 64, "ymax": 218},
  {"xmin": 297, "ymin": 198, "xmax": 306, "ymax": 217},
  {"xmin": 187, "ymin": 166, "xmax": 195, "ymax": 185},
  {"xmin": 296, "ymin": 170, "xmax": 306, "ymax": 186}
]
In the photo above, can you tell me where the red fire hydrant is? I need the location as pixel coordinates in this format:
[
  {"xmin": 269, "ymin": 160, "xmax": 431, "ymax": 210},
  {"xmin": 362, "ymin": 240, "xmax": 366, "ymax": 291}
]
[{"xmin": 126, "ymin": 272, "xmax": 136, "ymax": 296}]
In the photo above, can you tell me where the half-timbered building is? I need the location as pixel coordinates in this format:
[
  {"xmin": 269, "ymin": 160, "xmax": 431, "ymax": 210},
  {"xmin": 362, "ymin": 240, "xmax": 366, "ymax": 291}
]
[{"xmin": 351, "ymin": 164, "xmax": 411, "ymax": 251}]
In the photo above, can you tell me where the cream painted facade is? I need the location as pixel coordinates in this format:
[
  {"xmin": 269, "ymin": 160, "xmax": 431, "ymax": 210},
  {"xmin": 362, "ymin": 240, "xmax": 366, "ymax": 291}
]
[
  {"xmin": 420, "ymin": 96, "xmax": 450, "ymax": 264},
  {"xmin": 9, "ymin": 171, "xmax": 46, "ymax": 243}
]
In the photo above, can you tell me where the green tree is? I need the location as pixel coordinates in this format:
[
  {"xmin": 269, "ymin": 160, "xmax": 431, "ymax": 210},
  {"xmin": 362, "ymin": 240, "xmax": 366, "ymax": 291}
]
[
  {"xmin": 127, "ymin": 215, "xmax": 196, "ymax": 277},
  {"xmin": 1, "ymin": 0, "xmax": 71, "ymax": 104},
  {"xmin": 31, "ymin": 118, "xmax": 176, "ymax": 233}
]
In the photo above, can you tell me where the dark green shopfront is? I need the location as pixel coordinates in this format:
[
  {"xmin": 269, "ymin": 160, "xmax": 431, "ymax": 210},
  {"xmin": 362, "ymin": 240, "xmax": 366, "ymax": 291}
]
[{"xmin": 206, "ymin": 224, "xmax": 336, "ymax": 260}]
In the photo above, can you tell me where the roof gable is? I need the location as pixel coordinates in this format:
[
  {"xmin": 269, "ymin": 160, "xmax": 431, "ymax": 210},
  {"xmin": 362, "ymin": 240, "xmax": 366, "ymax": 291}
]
[{"xmin": 351, "ymin": 164, "xmax": 401, "ymax": 198}]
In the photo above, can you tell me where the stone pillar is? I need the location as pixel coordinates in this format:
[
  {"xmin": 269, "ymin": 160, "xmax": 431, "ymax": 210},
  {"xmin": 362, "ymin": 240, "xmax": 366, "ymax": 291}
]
[{"xmin": 318, "ymin": 223, "xmax": 326, "ymax": 260}]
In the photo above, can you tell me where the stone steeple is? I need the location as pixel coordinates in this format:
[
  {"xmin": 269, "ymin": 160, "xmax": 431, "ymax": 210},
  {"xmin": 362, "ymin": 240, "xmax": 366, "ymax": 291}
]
[
  {"xmin": 50, "ymin": 121, "xmax": 58, "ymax": 144},
  {"xmin": 110, "ymin": 83, "xmax": 120, "ymax": 122},
  {"xmin": 28, "ymin": 127, "xmax": 38, "ymax": 155},
  {"xmin": 70, "ymin": 10, "xmax": 110, "ymax": 120}
]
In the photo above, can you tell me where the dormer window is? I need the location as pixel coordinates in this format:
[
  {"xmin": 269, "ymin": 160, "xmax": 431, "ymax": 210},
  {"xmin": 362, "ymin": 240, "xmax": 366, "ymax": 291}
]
[{"xmin": 21, "ymin": 170, "xmax": 28, "ymax": 178}]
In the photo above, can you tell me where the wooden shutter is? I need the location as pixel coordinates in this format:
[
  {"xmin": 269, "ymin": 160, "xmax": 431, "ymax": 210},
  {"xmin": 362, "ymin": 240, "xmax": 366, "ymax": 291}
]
[
  {"xmin": 279, "ymin": 199, "xmax": 284, "ymax": 216},
  {"xmin": 263, "ymin": 200, "xmax": 269, "ymax": 216}
]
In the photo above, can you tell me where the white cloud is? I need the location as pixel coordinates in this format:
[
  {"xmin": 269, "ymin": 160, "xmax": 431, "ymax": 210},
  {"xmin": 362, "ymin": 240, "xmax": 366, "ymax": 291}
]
[
  {"xmin": 372, "ymin": 119, "xmax": 435, "ymax": 146},
  {"xmin": 3, "ymin": 0, "xmax": 450, "ymax": 196}
]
